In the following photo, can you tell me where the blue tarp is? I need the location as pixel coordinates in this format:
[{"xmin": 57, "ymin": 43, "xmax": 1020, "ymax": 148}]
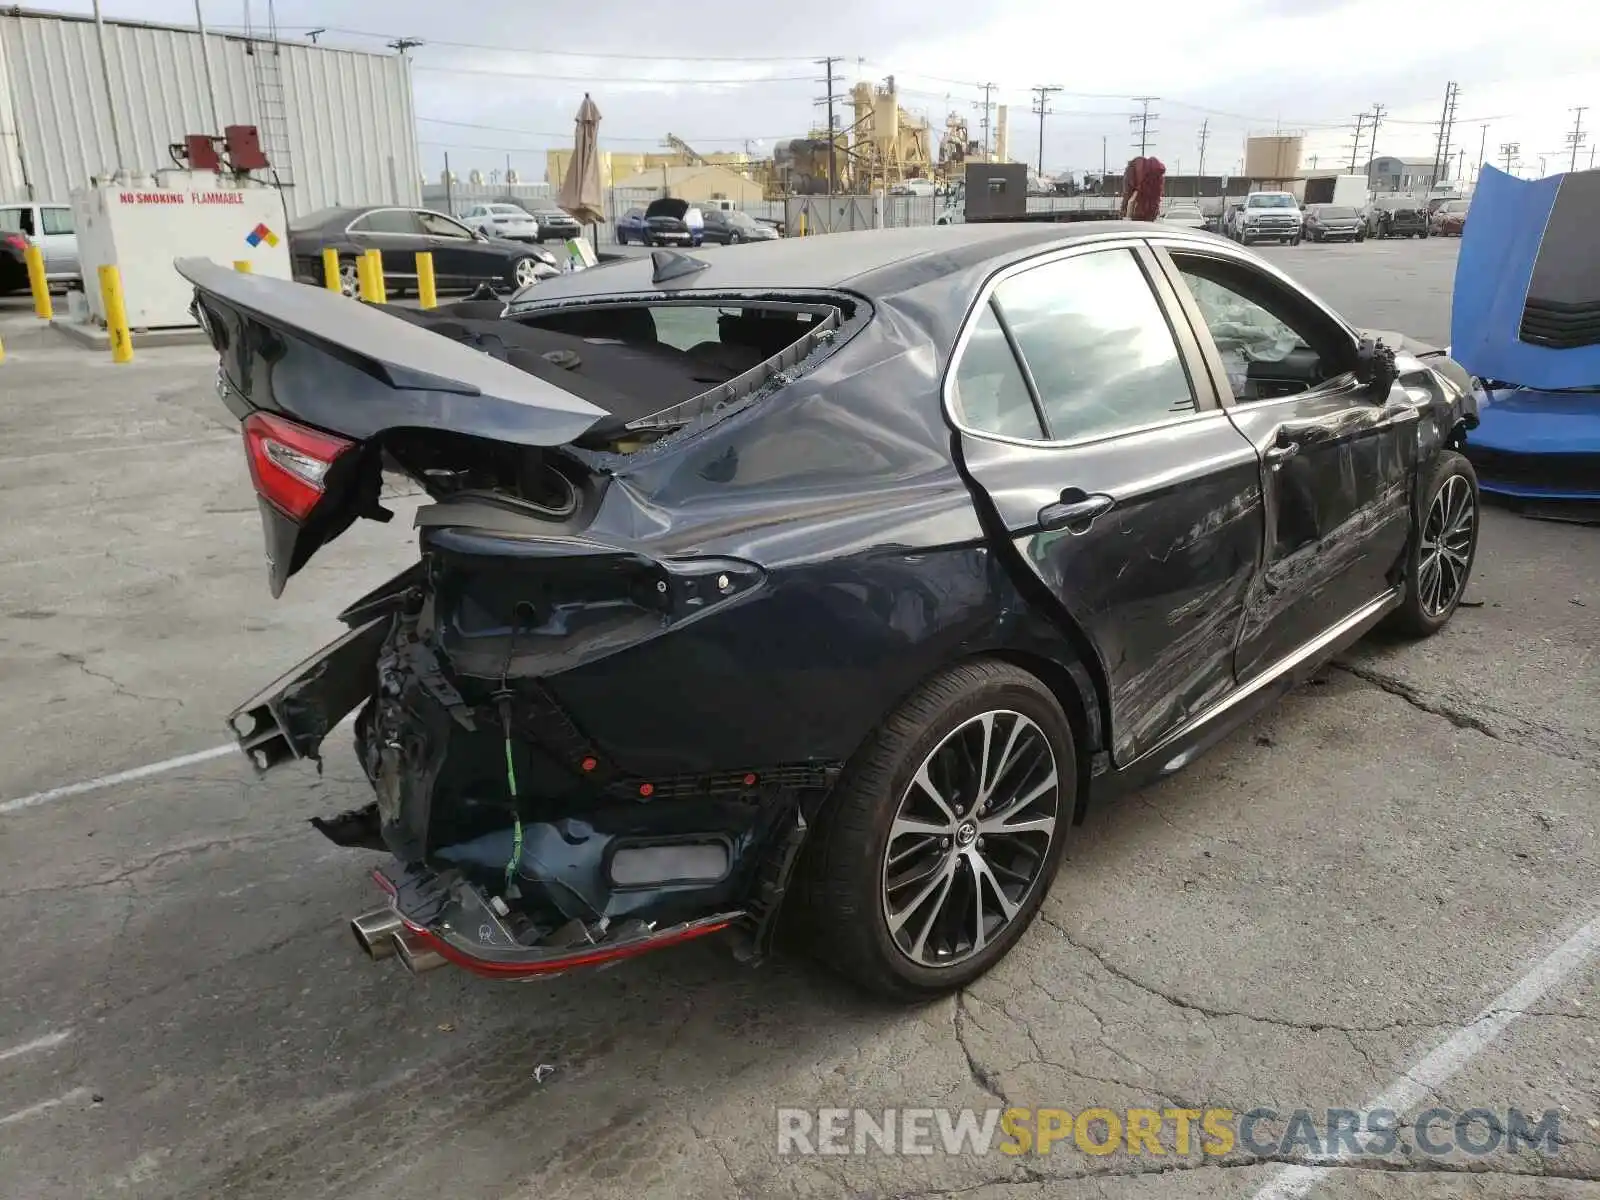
[{"xmin": 1450, "ymin": 166, "xmax": 1600, "ymax": 390}]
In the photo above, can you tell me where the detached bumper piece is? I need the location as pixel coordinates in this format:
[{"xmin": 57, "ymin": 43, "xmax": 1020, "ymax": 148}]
[{"xmin": 370, "ymin": 862, "xmax": 744, "ymax": 980}]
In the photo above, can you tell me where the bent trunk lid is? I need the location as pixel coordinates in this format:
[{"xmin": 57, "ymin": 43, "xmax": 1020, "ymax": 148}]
[{"xmin": 178, "ymin": 258, "xmax": 608, "ymax": 594}]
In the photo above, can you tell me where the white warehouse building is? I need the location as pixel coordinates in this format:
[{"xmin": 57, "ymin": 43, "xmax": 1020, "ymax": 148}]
[{"xmin": 0, "ymin": 7, "xmax": 421, "ymax": 217}]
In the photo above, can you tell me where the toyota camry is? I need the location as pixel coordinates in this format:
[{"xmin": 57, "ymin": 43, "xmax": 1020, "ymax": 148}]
[{"xmin": 180, "ymin": 223, "xmax": 1480, "ymax": 1000}]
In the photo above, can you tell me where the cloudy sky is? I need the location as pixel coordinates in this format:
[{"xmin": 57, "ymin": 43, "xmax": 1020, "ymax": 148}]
[{"xmin": 46, "ymin": 0, "xmax": 1600, "ymax": 184}]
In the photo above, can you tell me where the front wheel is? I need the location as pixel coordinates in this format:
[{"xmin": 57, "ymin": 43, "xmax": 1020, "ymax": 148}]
[
  {"xmin": 1389, "ymin": 451, "xmax": 1479, "ymax": 637},
  {"xmin": 337, "ymin": 258, "xmax": 361, "ymax": 298},
  {"xmin": 728, "ymin": 230, "xmax": 741, "ymax": 244},
  {"xmin": 509, "ymin": 257, "xmax": 542, "ymax": 288},
  {"xmin": 796, "ymin": 659, "xmax": 1075, "ymax": 999}
]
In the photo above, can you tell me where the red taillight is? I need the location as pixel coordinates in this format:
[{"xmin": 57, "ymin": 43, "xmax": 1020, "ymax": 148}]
[
  {"xmin": 3, "ymin": 233, "xmax": 26, "ymax": 253},
  {"xmin": 242, "ymin": 412, "xmax": 355, "ymax": 522}
]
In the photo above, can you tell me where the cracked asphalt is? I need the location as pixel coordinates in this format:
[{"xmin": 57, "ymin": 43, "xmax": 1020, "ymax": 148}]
[{"xmin": 2, "ymin": 237, "xmax": 1597, "ymax": 1199}]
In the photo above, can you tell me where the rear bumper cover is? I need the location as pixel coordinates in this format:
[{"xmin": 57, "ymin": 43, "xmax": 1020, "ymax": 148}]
[{"xmin": 372, "ymin": 863, "xmax": 744, "ymax": 979}]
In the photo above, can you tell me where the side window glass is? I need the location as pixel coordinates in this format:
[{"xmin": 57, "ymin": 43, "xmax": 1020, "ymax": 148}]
[
  {"xmin": 354, "ymin": 209, "xmax": 421, "ymax": 235},
  {"xmin": 1171, "ymin": 254, "xmax": 1348, "ymax": 402},
  {"xmin": 418, "ymin": 212, "xmax": 471, "ymax": 238},
  {"xmin": 950, "ymin": 303, "xmax": 1046, "ymax": 440},
  {"xmin": 994, "ymin": 249, "xmax": 1196, "ymax": 441},
  {"xmin": 42, "ymin": 207, "xmax": 74, "ymax": 235},
  {"xmin": 0, "ymin": 206, "xmax": 36, "ymax": 235}
]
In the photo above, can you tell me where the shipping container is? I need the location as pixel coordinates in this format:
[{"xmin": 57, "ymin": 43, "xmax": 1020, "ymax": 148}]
[{"xmin": 0, "ymin": 8, "xmax": 420, "ymax": 217}]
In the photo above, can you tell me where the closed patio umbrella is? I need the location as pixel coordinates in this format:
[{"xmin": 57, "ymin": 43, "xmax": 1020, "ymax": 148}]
[{"xmin": 559, "ymin": 93, "xmax": 605, "ymax": 239}]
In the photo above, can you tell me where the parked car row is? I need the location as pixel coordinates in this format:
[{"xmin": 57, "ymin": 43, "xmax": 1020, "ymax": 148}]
[
  {"xmin": 459, "ymin": 203, "xmax": 583, "ymax": 244},
  {"xmin": 1207, "ymin": 196, "xmax": 1465, "ymax": 245}
]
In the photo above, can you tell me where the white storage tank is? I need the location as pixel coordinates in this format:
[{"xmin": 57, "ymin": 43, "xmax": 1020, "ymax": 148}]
[{"xmin": 73, "ymin": 169, "xmax": 293, "ymax": 329}]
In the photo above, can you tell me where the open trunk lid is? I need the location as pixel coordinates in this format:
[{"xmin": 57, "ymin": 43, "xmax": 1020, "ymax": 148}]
[{"xmin": 177, "ymin": 258, "xmax": 608, "ymax": 595}]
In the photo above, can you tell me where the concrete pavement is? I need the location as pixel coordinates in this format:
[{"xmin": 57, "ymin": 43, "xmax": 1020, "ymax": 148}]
[{"xmin": 1, "ymin": 238, "xmax": 1596, "ymax": 1199}]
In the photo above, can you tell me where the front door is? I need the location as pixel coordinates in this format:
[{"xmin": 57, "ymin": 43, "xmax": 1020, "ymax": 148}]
[
  {"xmin": 1151, "ymin": 244, "xmax": 1418, "ymax": 680},
  {"xmin": 951, "ymin": 241, "xmax": 1265, "ymax": 766},
  {"xmin": 38, "ymin": 205, "xmax": 78, "ymax": 276},
  {"xmin": 417, "ymin": 210, "xmax": 492, "ymax": 287},
  {"xmin": 346, "ymin": 209, "xmax": 426, "ymax": 285}
]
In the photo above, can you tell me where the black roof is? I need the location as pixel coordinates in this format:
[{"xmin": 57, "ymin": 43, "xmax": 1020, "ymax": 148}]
[{"xmin": 517, "ymin": 223, "xmax": 1163, "ymax": 304}]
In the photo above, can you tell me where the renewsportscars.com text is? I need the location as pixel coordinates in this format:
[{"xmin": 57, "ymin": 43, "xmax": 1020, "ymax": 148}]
[{"xmin": 776, "ymin": 1106, "xmax": 1564, "ymax": 1158}]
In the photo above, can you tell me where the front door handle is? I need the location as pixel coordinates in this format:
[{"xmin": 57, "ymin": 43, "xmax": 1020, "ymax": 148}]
[{"xmin": 1038, "ymin": 492, "xmax": 1115, "ymax": 533}]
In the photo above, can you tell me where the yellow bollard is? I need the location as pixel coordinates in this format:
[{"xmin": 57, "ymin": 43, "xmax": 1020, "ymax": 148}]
[
  {"xmin": 24, "ymin": 245, "xmax": 53, "ymax": 320},
  {"xmin": 0, "ymin": 329, "xmax": 5, "ymax": 364},
  {"xmin": 361, "ymin": 248, "xmax": 387, "ymax": 304},
  {"xmin": 98, "ymin": 264, "xmax": 134, "ymax": 363},
  {"xmin": 322, "ymin": 247, "xmax": 341, "ymax": 292},
  {"xmin": 416, "ymin": 251, "xmax": 437, "ymax": 309},
  {"xmin": 354, "ymin": 252, "xmax": 374, "ymax": 301},
  {"xmin": 233, "ymin": 259, "xmax": 252, "ymax": 273}
]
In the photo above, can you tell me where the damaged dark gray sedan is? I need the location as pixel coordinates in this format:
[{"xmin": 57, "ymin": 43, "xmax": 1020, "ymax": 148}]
[{"xmin": 180, "ymin": 223, "xmax": 1481, "ymax": 999}]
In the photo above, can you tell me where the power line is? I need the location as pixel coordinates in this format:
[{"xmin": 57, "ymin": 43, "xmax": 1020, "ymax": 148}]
[
  {"xmin": 1567, "ymin": 106, "xmax": 1588, "ymax": 172},
  {"xmin": 410, "ymin": 63, "xmax": 813, "ymax": 83},
  {"xmin": 239, "ymin": 24, "xmax": 824, "ymax": 61},
  {"xmin": 1366, "ymin": 103, "xmax": 1387, "ymax": 189},
  {"xmin": 1347, "ymin": 111, "xmax": 1368, "ymax": 172},
  {"xmin": 973, "ymin": 83, "xmax": 997, "ymax": 159},
  {"xmin": 417, "ymin": 117, "xmax": 791, "ymax": 143},
  {"xmin": 1030, "ymin": 85, "xmax": 1062, "ymax": 176},
  {"xmin": 814, "ymin": 56, "xmax": 844, "ymax": 195},
  {"xmin": 1428, "ymin": 82, "xmax": 1459, "ymax": 189},
  {"xmin": 1130, "ymin": 96, "xmax": 1158, "ymax": 155}
]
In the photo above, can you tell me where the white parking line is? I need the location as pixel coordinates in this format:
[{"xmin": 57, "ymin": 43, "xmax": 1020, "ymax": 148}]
[
  {"xmin": 0, "ymin": 1088, "xmax": 93, "ymax": 1128},
  {"xmin": 1249, "ymin": 910, "xmax": 1600, "ymax": 1200},
  {"xmin": 0, "ymin": 1030, "xmax": 71, "ymax": 1064},
  {"xmin": 0, "ymin": 745, "xmax": 236, "ymax": 816}
]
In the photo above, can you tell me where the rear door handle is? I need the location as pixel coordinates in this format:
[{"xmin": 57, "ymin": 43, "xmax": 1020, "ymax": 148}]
[
  {"xmin": 1038, "ymin": 492, "xmax": 1115, "ymax": 533},
  {"xmin": 1263, "ymin": 441, "xmax": 1300, "ymax": 467}
]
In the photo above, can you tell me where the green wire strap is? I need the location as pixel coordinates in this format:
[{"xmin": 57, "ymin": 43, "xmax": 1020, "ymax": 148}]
[{"xmin": 504, "ymin": 733, "xmax": 523, "ymax": 890}]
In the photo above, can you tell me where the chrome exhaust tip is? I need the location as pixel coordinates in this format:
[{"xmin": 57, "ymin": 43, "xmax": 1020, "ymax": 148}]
[
  {"xmin": 393, "ymin": 930, "xmax": 447, "ymax": 975},
  {"xmin": 351, "ymin": 908, "xmax": 404, "ymax": 960}
]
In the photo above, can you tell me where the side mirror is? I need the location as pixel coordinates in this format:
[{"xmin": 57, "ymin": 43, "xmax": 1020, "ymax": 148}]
[{"xmin": 1355, "ymin": 335, "xmax": 1398, "ymax": 397}]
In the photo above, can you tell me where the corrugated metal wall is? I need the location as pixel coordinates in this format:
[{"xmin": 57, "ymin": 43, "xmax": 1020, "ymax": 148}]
[{"xmin": 0, "ymin": 10, "xmax": 420, "ymax": 217}]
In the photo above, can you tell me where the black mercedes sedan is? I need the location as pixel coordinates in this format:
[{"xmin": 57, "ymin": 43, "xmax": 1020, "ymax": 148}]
[
  {"xmin": 179, "ymin": 224, "xmax": 1480, "ymax": 1000},
  {"xmin": 287, "ymin": 205, "xmax": 559, "ymax": 298}
]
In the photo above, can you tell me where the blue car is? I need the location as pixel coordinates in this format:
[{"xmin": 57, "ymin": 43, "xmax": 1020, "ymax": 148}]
[
  {"xmin": 615, "ymin": 207, "xmax": 648, "ymax": 245},
  {"xmin": 1450, "ymin": 165, "xmax": 1600, "ymax": 514}
]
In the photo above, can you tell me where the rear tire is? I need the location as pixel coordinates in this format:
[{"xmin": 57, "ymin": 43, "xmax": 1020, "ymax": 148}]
[
  {"xmin": 1388, "ymin": 451, "xmax": 1479, "ymax": 637},
  {"xmin": 796, "ymin": 659, "xmax": 1075, "ymax": 1000}
]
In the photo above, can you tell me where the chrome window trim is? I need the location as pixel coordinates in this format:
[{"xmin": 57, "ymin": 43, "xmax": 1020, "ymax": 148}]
[
  {"xmin": 343, "ymin": 207, "xmax": 423, "ymax": 238},
  {"xmin": 941, "ymin": 234, "xmax": 1218, "ymax": 450}
]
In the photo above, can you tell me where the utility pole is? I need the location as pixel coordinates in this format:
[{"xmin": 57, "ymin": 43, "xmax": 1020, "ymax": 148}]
[
  {"xmin": 813, "ymin": 57, "xmax": 843, "ymax": 195},
  {"xmin": 1366, "ymin": 103, "xmax": 1386, "ymax": 189},
  {"xmin": 1499, "ymin": 141, "xmax": 1520, "ymax": 175},
  {"xmin": 386, "ymin": 37, "xmax": 423, "ymax": 53},
  {"xmin": 1476, "ymin": 124, "xmax": 1488, "ymax": 183},
  {"xmin": 1197, "ymin": 118, "xmax": 1210, "ymax": 178},
  {"xmin": 1030, "ymin": 85, "xmax": 1062, "ymax": 177},
  {"xmin": 1566, "ymin": 106, "xmax": 1588, "ymax": 172},
  {"xmin": 972, "ymin": 82, "xmax": 997, "ymax": 160},
  {"xmin": 1428, "ymin": 81, "xmax": 1459, "ymax": 191},
  {"xmin": 1348, "ymin": 111, "xmax": 1368, "ymax": 172},
  {"xmin": 1129, "ymin": 96, "xmax": 1159, "ymax": 156}
]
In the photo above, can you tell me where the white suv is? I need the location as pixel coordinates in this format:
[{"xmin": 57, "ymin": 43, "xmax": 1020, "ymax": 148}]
[
  {"xmin": 0, "ymin": 201, "xmax": 80, "ymax": 286},
  {"xmin": 1235, "ymin": 192, "xmax": 1303, "ymax": 246}
]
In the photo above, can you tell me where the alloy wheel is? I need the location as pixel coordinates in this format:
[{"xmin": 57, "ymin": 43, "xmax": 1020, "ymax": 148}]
[
  {"xmin": 339, "ymin": 262, "xmax": 360, "ymax": 298},
  {"xmin": 880, "ymin": 710, "xmax": 1060, "ymax": 969},
  {"xmin": 513, "ymin": 258, "xmax": 541, "ymax": 287},
  {"xmin": 1419, "ymin": 474, "xmax": 1475, "ymax": 617}
]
